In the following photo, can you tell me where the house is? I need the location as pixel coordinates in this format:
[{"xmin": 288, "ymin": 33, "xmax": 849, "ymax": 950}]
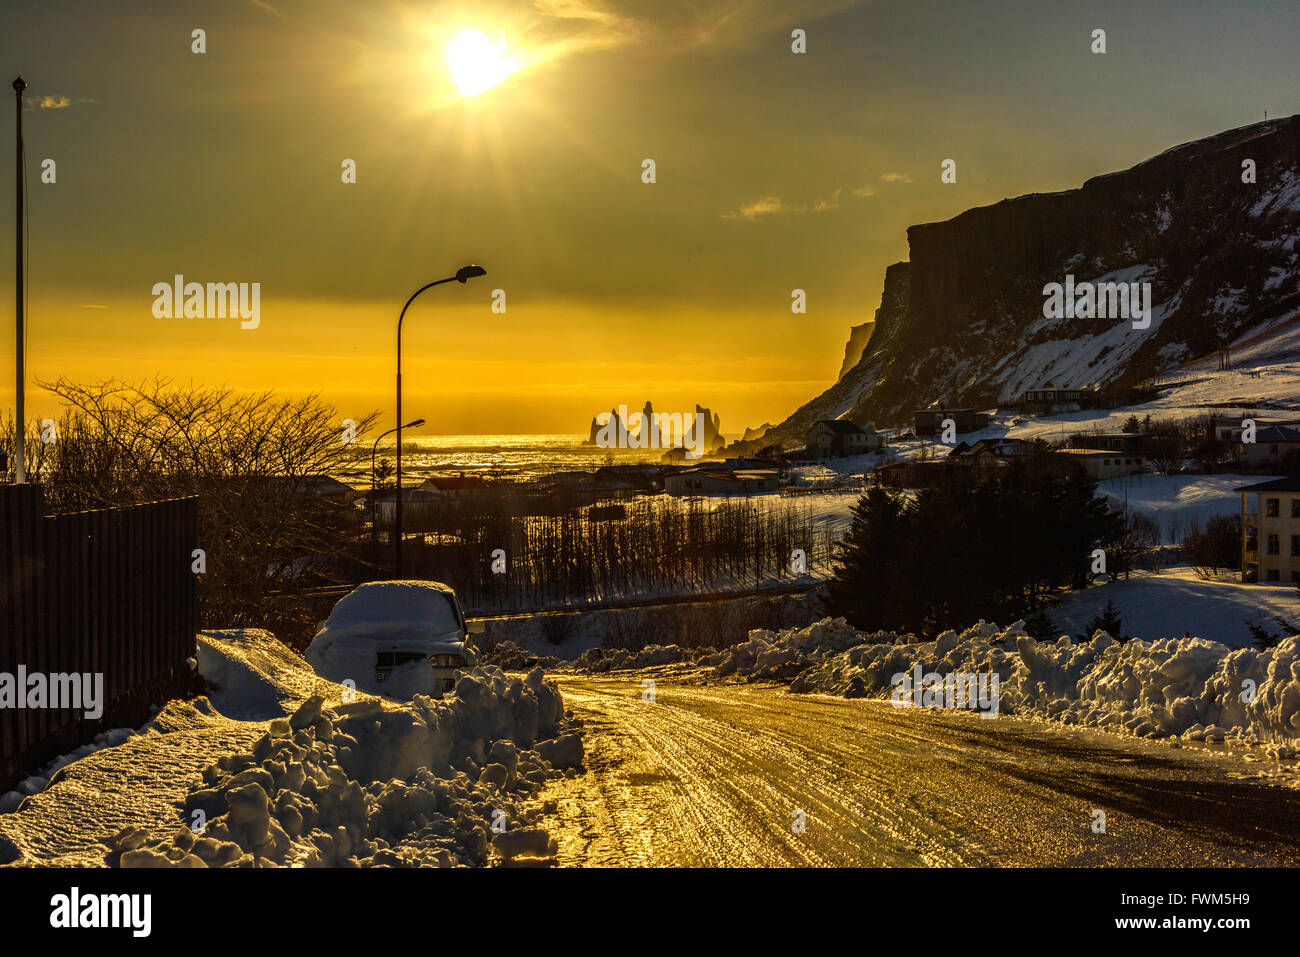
[
  {"xmin": 593, "ymin": 464, "xmax": 677, "ymax": 492},
  {"xmin": 948, "ymin": 437, "xmax": 1035, "ymax": 461},
  {"xmin": 874, "ymin": 459, "xmax": 1005, "ymax": 489},
  {"xmin": 912, "ymin": 408, "xmax": 990, "ymax": 437},
  {"xmin": 664, "ymin": 467, "xmax": 779, "ymax": 496},
  {"xmin": 372, "ymin": 487, "xmax": 440, "ymax": 528},
  {"xmin": 1071, "ymin": 432, "xmax": 1153, "ymax": 455},
  {"xmin": 1242, "ymin": 425, "xmax": 1300, "ymax": 468},
  {"xmin": 1021, "ymin": 387, "xmax": 1093, "ymax": 413},
  {"xmin": 418, "ymin": 474, "xmax": 488, "ymax": 499},
  {"xmin": 1052, "ymin": 448, "xmax": 1147, "ymax": 480},
  {"xmin": 806, "ymin": 420, "xmax": 878, "ymax": 459},
  {"xmin": 1238, "ymin": 476, "xmax": 1300, "ymax": 583},
  {"xmin": 1211, "ymin": 415, "xmax": 1300, "ymax": 444},
  {"xmin": 267, "ymin": 474, "xmax": 357, "ymax": 504}
]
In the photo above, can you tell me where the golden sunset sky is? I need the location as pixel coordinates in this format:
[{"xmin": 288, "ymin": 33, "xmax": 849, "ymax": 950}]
[{"xmin": 1, "ymin": 0, "xmax": 1296, "ymax": 435}]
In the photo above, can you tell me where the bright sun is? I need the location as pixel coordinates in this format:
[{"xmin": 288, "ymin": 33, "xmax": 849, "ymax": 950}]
[{"xmin": 446, "ymin": 29, "xmax": 518, "ymax": 97}]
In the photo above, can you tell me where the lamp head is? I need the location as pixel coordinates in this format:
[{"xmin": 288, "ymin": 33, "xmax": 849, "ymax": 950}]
[
  {"xmin": 408, "ymin": 418, "xmax": 426, "ymax": 428},
  {"xmin": 455, "ymin": 264, "xmax": 486, "ymax": 283},
  {"xmin": 13, "ymin": 76, "xmax": 27, "ymax": 94}
]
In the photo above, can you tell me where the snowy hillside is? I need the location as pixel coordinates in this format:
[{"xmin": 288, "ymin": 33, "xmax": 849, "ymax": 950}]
[{"xmin": 759, "ymin": 114, "xmax": 1300, "ymax": 444}]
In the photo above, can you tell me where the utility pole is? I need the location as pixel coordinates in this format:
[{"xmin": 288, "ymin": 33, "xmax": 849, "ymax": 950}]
[{"xmin": 12, "ymin": 76, "xmax": 25, "ymax": 484}]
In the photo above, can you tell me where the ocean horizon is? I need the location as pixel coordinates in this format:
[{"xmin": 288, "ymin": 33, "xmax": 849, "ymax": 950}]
[{"xmin": 342, "ymin": 432, "xmax": 740, "ymax": 485}]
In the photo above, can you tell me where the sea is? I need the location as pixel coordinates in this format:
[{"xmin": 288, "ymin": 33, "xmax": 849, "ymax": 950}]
[{"xmin": 339, "ymin": 434, "xmax": 695, "ymax": 487}]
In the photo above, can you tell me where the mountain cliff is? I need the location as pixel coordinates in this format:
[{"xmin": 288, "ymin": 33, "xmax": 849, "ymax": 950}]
[{"xmin": 760, "ymin": 115, "xmax": 1300, "ymax": 445}]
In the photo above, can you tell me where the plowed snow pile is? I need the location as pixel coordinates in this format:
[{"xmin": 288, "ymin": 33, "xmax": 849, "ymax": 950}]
[
  {"xmin": 567, "ymin": 618, "xmax": 1300, "ymax": 758},
  {"xmin": 716, "ymin": 619, "xmax": 1300, "ymax": 757},
  {"xmin": 0, "ymin": 630, "xmax": 582, "ymax": 867}
]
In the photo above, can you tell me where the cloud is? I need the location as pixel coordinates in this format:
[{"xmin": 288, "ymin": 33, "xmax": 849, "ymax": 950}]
[
  {"xmin": 725, "ymin": 196, "xmax": 784, "ymax": 221},
  {"xmin": 38, "ymin": 95, "xmax": 71, "ymax": 109},
  {"xmin": 880, "ymin": 171, "xmax": 912, "ymax": 183},
  {"xmin": 726, "ymin": 182, "xmax": 873, "ymax": 221},
  {"xmin": 812, "ymin": 187, "xmax": 843, "ymax": 212}
]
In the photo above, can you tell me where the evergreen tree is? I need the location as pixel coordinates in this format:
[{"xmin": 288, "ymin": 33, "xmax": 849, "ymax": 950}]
[
  {"xmin": 1024, "ymin": 607, "xmax": 1056, "ymax": 641},
  {"xmin": 826, "ymin": 487, "xmax": 914, "ymax": 632},
  {"xmin": 1078, "ymin": 600, "xmax": 1124, "ymax": 641}
]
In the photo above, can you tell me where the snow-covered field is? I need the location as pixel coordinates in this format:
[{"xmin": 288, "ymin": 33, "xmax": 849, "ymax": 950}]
[
  {"xmin": 0, "ymin": 630, "xmax": 582, "ymax": 867},
  {"xmin": 1047, "ymin": 566, "xmax": 1300, "ymax": 649}
]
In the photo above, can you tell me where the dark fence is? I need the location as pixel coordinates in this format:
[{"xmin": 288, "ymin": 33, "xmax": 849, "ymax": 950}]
[{"xmin": 0, "ymin": 485, "xmax": 197, "ymax": 791}]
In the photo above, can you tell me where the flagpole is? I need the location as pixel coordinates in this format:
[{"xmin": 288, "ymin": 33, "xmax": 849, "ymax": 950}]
[{"xmin": 12, "ymin": 75, "xmax": 25, "ymax": 484}]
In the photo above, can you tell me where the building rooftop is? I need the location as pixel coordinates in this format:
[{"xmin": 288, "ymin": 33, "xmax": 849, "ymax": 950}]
[
  {"xmin": 813, "ymin": 419, "xmax": 866, "ymax": 435},
  {"xmin": 1236, "ymin": 476, "xmax": 1300, "ymax": 493},
  {"xmin": 1255, "ymin": 425, "xmax": 1300, "ymax": 442}
]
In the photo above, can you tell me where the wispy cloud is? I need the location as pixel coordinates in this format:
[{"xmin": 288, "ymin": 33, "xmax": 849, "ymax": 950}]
[
  {"xmin": 38, "ymin": 95, "xmax": 72, "ymax": 109},
  {"xmin": 725, "ymin": 195, "xmax": 785, "ymax": 221},
  {"xmin": 725, "ymin": 182, "xmax": 875, "ymax": 221},
  {"xmin": 880, "ymin": 171, "xmax": 912, "ymax": 183},
  {"xmin": 812, "ymin": 187, "xmax": 843, "ymax": 212}
]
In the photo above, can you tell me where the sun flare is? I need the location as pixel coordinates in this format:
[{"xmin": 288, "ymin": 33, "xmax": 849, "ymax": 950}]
[{"xmin": 445, "ymin": 29, "xmax": 519, "ymax": 97}]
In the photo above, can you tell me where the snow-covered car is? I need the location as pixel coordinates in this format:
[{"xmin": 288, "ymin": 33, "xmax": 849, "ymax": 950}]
[{"xmin": 305, "ymin": 580, "xmax": 482, "ymax": 698}]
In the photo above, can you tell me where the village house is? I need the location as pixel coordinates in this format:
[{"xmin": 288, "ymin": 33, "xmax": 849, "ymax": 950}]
[
  {"xmin": 266, "ymin": 474, "xmax": 357, "ymax": 504},
  {"xmin": 664, "ymin": 467, "xmax": 779, "ymax": 496},
  {"xmin": 1020, "ymin": 387, "xmax": 1094, "ymax": 413},
  {"xmin": 372, "ymin": 487, "xmax": 440, "ymax": 528},
  {"xmin": 1052, "ymin": 448, "xmax": 1147, "ymax": 480},
  {"xmin": 1070, "ymin": 432, "xmax": 1154, "ymax": 455},
  {"xmin": 947, "ymin": 437, "xmax": 1035, "ymax": 461},
  {"xmin": 1210, "ymin": 415, "xmax": 1300, "ymax": 444},
  {"xmin": 912, "ymin": 408, "xmax": 990, "ymax": 437},
  {"xmin": 805, "ymin": 419, "xmax": 878, "ymax": 459},
  {"xmin": 1242, "ymin": 425, "xmax": 1300, "ymax": 468},
  {"xmin": 1238, "ymin": 476, "xmax": 1300, "ymax": 583},
  {"xmin": 418, "ymin": 474, "xmax": 488, "ymax": 499},
  {"xmin": 874, "ymin": 459, "xmax": 1005, "ymax": 489},
  {"xmin": 593, "ymin": 464, "xmax": 672, "ymax": 492}
]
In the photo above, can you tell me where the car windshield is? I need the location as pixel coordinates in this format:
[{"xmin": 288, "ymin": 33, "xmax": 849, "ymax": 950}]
[{"xmin": 326, "ymin": 583, "xmax": 462, "ymax": 635}]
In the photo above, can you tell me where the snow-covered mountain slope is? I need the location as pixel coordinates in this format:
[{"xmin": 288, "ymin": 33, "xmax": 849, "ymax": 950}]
[{"xmin": 762, "ymin": 115, "xmax": 1300, "ymax": 445}]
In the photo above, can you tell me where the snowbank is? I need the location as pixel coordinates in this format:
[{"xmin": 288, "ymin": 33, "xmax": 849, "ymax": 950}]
[
  {"xmin": 739, "ymin": 618, "xmax": 1300, "ymax": 756},
  {"xmin": 2, "ymin": 630, "xmax": 582, "ymax": 867},
  {"xmin": 569, "ymin": 615, "xmax": 1300, "ymax": 757},
  {"xmin": 118, "ymin": 665, "xmax": 574, "ymax": 868}
]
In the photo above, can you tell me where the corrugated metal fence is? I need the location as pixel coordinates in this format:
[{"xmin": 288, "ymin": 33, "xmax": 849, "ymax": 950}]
[{"xmin": 0, "ymin": 485, "xmax": 197, "ymax": 790}]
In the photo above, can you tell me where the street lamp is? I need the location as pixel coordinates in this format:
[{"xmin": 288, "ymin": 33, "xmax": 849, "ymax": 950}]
[
  {"xmin": 372, "ymin": 418, "xmax": 425, "ymax": 491},
  {"xmin": 395, "ymin": 264, "xmax": 486, "ymax": 575}
]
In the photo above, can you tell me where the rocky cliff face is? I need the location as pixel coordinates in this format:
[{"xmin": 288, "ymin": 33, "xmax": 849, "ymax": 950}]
[
  {"xmin": 762, "ymin": 115, "xmax": 1300, "ymax": 444},
  {"xmin": 836, "ymin": 322, "xmax": 875, "ymax": 379}
]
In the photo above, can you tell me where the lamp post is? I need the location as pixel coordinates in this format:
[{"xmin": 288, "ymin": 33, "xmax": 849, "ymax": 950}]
[
  {"xmin": 372, "ymin": 418, "xmax": 425, "ymax": 491},
  {"xmin": 395, "ymin": 264, "xmax": 486, "ymax": 575},
  {"xmin": 12, "ymin": 76, "xmax": 26, "ymax": 484}
]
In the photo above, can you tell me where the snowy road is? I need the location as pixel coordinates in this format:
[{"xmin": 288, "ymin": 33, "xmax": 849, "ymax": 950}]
[{"xmin": 540, "ymin": 675, "xmax": 1300, "ymax": 867}]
